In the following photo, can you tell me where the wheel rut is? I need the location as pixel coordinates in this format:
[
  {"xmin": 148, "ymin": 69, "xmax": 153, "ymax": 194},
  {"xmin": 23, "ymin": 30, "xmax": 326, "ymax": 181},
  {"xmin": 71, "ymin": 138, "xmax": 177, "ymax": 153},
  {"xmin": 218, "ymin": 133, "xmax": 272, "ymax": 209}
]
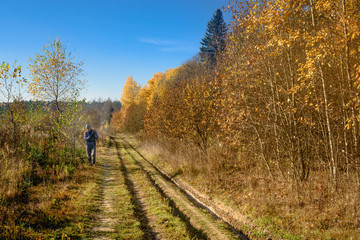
[
  {"xmin": 115, "ymin": 141, "xmax": 158, "ymax": 239},
  {"xmin": 115, "ymin": 139, "xmax": 208, "ymax": 240},
  {"xmin": 112, "ymin": 136, "xmax": 248, "ymax": 240}
]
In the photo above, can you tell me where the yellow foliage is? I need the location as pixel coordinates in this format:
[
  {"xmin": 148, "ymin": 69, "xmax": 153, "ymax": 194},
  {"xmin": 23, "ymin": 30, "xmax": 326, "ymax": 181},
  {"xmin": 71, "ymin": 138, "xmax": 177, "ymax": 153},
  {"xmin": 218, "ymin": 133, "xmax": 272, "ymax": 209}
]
[
  {"xmin": 120, "ymin": 75, "xmax": 140, "ymax": 108},
  {"xmin": 28, "ymin": 37, "xmax": 85, "ymax": 111}
]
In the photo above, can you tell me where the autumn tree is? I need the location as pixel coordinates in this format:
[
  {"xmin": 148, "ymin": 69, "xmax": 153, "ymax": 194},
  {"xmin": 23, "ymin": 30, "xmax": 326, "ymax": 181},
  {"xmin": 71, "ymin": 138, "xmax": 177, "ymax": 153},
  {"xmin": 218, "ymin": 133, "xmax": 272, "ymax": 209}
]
[
  {"xmin": 200, "ymin": 8, "xmax": 227, "ymax": 64},
  {"xmin": 112, "ymin": 75, "xmax": 143, "ymax": 132},
  {"xmin": 144, "ymin": 68, "xmax": 180, "ymax": 141},
  {"xmin": 142, "ymin": 59, "xmax": 217, "ymax": 152},
  {"xmin": 27, "ymin": 38, "xmax": 88, "ymax": 156},
  {"xmin": 110, "ymin": 110, "xmax": 123, "ymax": 132},
  {"xmin": 120, "ymin": 75, "xmax": 140, "ymax": 108},
  {"xmin": 142, "ymin": 72, "xmax": 168, "ymax": 139},
  {"xmin": 216, "ymin": 0, "xmax": 360, "ymax": 189},
  {"xmin": 28, "ymin": 38, "xmax": 85, "ymax": 112},
  {"xmin": 123, "ymin": 93, "xmax": 147, "ymax": 133}
]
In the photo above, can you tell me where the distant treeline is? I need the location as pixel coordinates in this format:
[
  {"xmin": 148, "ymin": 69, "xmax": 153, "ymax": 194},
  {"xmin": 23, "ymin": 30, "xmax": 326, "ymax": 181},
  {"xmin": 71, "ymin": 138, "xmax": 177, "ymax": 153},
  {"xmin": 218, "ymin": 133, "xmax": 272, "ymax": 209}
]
[
  {"xmin": 83, "ymin": 99, "xmax": 121, "ymax": 130},
  {"xmin": 0, "ymin": 99, "xmax": 121, "ymax": 129}
]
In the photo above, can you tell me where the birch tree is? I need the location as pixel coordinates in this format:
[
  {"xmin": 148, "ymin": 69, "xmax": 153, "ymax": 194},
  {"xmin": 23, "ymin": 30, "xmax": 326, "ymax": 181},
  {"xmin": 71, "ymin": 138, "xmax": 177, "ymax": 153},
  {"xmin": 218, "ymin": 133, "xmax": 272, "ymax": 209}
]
[{"xmin": 28, "ymin": 38, "xmax": 85, "ymax": 112}]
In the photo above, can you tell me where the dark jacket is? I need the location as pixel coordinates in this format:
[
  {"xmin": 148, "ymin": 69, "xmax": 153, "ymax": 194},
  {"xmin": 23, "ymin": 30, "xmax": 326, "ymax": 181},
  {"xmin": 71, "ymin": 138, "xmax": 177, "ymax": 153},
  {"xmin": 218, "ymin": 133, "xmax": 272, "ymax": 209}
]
[{"xmin": 84, "ymin": 129, "xmax": 98, "ymax": 143}]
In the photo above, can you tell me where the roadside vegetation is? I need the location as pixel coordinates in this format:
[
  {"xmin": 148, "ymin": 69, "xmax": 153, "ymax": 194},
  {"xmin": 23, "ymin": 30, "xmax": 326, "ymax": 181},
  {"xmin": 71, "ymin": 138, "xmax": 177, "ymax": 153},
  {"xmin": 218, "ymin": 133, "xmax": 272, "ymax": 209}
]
[
  {"xmin": 0, "ymin": 38, "xmax": 119, "ymax": 239},
  {"xmin": 112, "ymin": 1, "xmax": 360, "ymax": 239}
]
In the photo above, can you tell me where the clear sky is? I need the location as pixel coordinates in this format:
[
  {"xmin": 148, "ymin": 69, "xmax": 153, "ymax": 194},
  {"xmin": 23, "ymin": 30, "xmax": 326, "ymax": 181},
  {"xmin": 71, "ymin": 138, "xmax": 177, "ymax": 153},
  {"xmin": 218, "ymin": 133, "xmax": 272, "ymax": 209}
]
[{"xmin": 1, "ymin": 0, "xmax": 229, "ymax": 101}]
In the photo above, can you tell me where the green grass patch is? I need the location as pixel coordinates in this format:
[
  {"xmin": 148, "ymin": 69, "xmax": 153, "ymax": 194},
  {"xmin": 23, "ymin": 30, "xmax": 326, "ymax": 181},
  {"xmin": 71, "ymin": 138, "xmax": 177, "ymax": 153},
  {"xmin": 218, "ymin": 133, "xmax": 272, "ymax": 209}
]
[{"xmin": 92, "ymin": 146, "xmax": 144, "ymax": 239}]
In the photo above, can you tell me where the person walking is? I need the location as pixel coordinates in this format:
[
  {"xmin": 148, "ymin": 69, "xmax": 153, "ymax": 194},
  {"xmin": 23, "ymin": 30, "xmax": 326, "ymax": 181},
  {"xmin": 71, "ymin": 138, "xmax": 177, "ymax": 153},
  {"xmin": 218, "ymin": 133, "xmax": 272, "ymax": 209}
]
[{"xmin": 84, "ymin": 124, "xmax": 98, "ymax": 166}]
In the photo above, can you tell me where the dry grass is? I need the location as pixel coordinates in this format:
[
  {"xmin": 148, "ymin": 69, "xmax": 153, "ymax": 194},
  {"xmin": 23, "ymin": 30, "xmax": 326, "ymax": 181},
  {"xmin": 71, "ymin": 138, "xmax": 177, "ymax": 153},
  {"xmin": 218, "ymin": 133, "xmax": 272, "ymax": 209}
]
[
  {"xmin": 0, "ymin": 149, "xmax": 99, "ymax": 239},
  {"xmin": 139, "ymin": 139, "xmax": 360, "ymax": 239}
]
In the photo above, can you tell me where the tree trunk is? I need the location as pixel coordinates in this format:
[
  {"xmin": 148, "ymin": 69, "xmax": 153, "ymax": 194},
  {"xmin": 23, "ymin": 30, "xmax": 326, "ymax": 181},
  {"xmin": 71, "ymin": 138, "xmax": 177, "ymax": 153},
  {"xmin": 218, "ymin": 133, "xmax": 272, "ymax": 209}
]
[{"xmin": 319, "ymin": 65, "xmax": 337, "ymax": 187}]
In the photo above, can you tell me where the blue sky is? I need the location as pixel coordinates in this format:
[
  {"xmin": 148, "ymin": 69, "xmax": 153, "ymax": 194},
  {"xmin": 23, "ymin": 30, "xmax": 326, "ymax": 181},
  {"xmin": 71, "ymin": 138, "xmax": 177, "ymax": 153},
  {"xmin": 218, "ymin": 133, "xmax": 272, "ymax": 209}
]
[{"xmin": 1, "ymin": 0, "xmax": 229, "ymax": 101}]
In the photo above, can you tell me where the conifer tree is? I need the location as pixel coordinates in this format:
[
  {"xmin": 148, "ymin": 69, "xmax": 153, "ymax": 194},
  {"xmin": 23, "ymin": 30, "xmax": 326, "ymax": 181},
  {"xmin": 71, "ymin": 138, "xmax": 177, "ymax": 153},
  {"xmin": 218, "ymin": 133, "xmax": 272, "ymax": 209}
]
[{"xmin": 200, "ymin": 8, "xmax": 227, "ymax": 63}]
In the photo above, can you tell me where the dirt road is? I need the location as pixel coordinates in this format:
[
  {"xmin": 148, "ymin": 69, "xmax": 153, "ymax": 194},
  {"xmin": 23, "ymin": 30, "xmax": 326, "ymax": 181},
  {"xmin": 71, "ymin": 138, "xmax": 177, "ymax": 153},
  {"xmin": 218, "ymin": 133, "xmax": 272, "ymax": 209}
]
[{"xmin": 91, "ymin": 135, "xmax": 249, "ymax": 239}]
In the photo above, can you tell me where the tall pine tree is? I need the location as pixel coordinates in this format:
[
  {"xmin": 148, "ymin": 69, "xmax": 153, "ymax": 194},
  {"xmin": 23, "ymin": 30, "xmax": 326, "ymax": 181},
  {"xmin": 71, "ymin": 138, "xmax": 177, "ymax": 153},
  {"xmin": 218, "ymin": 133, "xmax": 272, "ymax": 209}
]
[{"xmin": 200, "ymin": 8, "xmax": 227, "ymax": 64}]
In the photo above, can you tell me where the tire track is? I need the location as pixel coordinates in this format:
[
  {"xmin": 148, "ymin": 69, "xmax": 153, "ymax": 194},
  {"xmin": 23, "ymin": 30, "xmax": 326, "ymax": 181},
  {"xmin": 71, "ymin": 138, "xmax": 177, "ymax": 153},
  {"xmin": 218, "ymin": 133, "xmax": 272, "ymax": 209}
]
[
  {"xmin": 115, "ymin": 136, "xmax": 249, "ymax": 240},
  {"xmin": 110, "ymin": 136, "xmax": 158, "ymax": 239},
  {"xmin": 118, "ymin": 139, "xmax": 208, "ymax": 239},
  {"xmin": 112, "ymin": 136, "xmax": 207, "ymax": 239}
]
